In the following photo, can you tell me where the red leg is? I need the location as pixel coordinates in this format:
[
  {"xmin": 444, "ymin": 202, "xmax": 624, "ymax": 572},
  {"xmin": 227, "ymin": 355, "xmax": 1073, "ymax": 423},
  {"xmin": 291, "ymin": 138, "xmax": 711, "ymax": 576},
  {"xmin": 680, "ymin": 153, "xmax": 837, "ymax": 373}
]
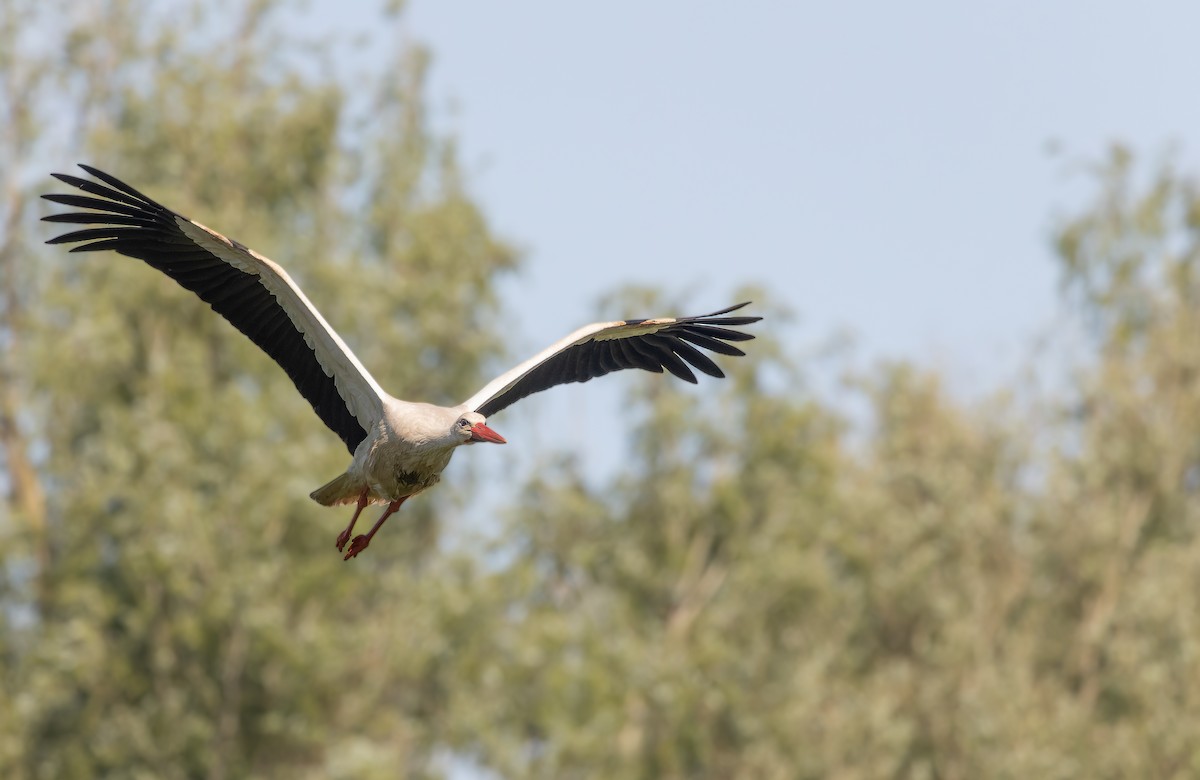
[
  {"xmin": 343, "ymin": 497, "xmax": 408, "ymax": 560},
  {"xmin": 335, "ymin": 490, "xmax": 370, "ymax": 552}
]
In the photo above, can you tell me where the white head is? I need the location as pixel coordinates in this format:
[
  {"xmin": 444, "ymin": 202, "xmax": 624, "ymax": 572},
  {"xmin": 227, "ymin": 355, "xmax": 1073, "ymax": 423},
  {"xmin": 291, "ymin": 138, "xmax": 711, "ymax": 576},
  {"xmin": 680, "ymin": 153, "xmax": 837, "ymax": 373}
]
[{"xmin": 453, "ymin": 411, "xmax": 506, "ymax": 446}]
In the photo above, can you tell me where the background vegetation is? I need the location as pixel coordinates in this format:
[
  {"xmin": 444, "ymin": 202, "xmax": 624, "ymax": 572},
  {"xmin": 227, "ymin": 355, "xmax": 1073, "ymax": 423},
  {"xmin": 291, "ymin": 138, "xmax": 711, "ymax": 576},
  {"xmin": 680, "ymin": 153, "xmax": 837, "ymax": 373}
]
[{"xmin": 3, "ymin": 1, "xmax": 1200, "ymax": 777}]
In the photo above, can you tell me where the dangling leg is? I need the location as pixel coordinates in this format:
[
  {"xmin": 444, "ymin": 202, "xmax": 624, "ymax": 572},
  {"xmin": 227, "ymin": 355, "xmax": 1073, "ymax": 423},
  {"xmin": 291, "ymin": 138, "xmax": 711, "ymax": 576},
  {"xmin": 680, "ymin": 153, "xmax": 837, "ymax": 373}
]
[
  {"xmin": 343, "ymin": 497, "xmax": 408, "ymax": 560},
  {"xmin": 335, "ymin": 490, "xmax": 370, "ymax": 552}
]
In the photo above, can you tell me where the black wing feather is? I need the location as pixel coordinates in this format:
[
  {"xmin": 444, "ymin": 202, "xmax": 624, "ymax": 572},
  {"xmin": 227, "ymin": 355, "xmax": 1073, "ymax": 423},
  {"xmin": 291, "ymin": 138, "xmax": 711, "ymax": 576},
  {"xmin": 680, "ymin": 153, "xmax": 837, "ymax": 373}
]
[
  {"xmin": 663, "ymin": 336, "xmax": 724, "ymax": 379},
  {"xmin": 475, "ymin": 303, "xmax": 762, "ymax": 417},
  {"xmin": 623, "ymin": 335, "xmax": 668, "ymax": 374},
  {"xmin": 615, "ymin": 338, "xmax": 662, "ymax": 374},
  {"xmin": 42, "ymin": 212, "xmax": 161, "ymax": 227},
  {"xmin": 42, "ymin": 193, "xmax": 152, "ymax": 219},
  {"xmin": 675, "ymin": 328, "xmax": 746, "ymax": 357},
  {"xmin": 645, "ymin": 334, "xmax": 698, "ymax": 383},
  {"xmin": 596, "ymin": 340, "xmax": 622, "ymax": 376},
  {"xmin": 682, "ymin": 323, "xmax": 756, "ymax": 342},
  {"xmin": 41, "ymin": 166, "xmax": 368, "ymax": 453}
]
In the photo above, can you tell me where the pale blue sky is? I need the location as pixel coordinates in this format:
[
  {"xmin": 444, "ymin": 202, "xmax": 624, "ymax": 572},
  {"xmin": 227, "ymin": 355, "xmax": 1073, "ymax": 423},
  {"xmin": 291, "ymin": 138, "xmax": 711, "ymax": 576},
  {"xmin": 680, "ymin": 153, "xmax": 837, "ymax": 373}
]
[{"xmin": 304, "ymin": 0, "xmax": 1200, "ymax": 479}]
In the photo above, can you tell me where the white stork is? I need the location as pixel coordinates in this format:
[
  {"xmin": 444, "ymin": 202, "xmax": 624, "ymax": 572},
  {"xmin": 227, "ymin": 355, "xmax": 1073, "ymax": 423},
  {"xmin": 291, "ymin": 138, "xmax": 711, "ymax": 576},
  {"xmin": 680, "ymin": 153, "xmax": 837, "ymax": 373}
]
[{"xmin": 42, "ymin": 165, "xmax": 761, "ymax": 560}]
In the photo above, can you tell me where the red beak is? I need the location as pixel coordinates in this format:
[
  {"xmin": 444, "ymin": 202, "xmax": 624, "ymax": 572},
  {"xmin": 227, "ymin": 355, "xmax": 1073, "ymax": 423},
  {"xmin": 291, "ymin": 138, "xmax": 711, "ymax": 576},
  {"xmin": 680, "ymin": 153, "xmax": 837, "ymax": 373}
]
[{"xmin": 469, "ymin": 422, "xmax": 507, "ymax": 444}]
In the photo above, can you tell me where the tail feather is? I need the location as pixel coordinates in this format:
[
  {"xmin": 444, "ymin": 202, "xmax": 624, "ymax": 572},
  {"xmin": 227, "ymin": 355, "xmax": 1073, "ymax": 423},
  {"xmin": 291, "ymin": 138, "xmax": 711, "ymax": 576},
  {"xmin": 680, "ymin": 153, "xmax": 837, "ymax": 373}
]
[{"xmin": 310, "ymin": 473, "xmax": 366, "ymax": 506}]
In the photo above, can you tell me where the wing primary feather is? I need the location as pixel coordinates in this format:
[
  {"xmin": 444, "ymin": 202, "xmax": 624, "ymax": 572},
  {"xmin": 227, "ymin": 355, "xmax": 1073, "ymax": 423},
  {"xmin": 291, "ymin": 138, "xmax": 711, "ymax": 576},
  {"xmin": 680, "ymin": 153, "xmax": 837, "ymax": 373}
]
[
  {"xmin": 66, "ymin": 238, "xmax": 140, "ymax": 253},
  {"xmin": 41, "ymin": 193, "xmax": 150, "ymax": 218},
  {"xmin": 644, "ymin": 335, "xmax": 698, "ymax": 383},
  {"xmin": 679, "ymin": 323, "xmax": 756, "ymax": 342},
  {"xmin": 47, "ymin": 226, "xmax": 167, "ymax": 244},
  {"xmin": 684, "ymin": 301, "xmax": 752, "ymax": 318},
  {"xmin": 623, "ymin": 336, "xmax": 667, "ymax": 373},
  {"xmin": 50, "ymin": 172, "xmax": 154, "ymax": 210},
  {"xmin": 665, "ymin": 335, "xmax": 725, "ymax": 378},
  {"xmin": 77, "ymin": 164, "xmax": 163, "ymax": 206},
  {"xmin": 683, "ymin": 314, "xmax": 763, "ymax": 327},
  {"xmin": 675, "ymin": 328, "xmax": 747, "ymax": 357},
  {"xmin": 42, "ymin": 212, "xmax": 160, "ymax": 227}
]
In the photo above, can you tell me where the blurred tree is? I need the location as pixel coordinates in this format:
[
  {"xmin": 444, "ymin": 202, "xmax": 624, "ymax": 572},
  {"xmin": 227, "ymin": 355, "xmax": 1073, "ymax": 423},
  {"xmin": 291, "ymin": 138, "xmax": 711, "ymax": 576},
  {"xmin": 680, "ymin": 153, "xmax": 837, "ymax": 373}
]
[
  {"xmin": 434, "ymin": 150, "xmax": 1200, "ymax": 779},
  {"xmin": 6, "ymin": 1, "xmax": 1200, "ymax": 777},
  {"xmin": 2, "ymin": 1, "xmax": 515, "ymax": 777},
  {"xmin": 442, "ymin": 291, "xmax": 1033, "ymax": 778},
  {"xmin": 1034, "ymin": 145, "xmax": 1200, "ymax": 776}
]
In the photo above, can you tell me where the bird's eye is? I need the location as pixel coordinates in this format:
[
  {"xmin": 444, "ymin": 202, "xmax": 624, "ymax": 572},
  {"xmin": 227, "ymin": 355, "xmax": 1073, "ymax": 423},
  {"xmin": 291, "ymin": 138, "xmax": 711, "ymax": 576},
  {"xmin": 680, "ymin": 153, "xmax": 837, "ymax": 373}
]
[{"xmin": 459, "ymin": 419, "xmax": 471, "ymax": 428}]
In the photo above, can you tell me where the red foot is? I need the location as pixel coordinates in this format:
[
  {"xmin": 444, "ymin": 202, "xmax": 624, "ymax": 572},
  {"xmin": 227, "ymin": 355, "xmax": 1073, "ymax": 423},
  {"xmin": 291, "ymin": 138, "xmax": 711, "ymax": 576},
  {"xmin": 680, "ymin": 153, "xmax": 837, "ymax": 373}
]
[
  {"xmin": 340, "ymin": 497, "xmax": 406, "ymax": 561},
  {"xmin": 343, "ymin": 534, "xmax": 371, "ymax": 560},
  {"xmin": 336, "ymin": 527, "xmax": 353, "ymax": 552}
]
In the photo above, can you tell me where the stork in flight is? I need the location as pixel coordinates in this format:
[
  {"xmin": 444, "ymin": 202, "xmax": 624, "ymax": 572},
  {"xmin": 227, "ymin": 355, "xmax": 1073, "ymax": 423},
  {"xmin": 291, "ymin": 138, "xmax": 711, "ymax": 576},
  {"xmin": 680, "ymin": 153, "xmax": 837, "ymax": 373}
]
[{"xmin": 42, "ymin": 165, "xmax": 761, "ymax": 560}]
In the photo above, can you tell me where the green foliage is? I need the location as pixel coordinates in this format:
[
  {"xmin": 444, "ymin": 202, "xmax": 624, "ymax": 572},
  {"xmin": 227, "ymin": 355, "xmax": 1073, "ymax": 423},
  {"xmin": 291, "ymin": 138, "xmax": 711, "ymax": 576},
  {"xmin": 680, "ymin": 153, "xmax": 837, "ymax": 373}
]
[
  {"xmin": 4, "ymin": 2, "xmax": 514, "ymax": 777},
  {"xmin": 5, "ymin": 2, "xmax": 1200, "ymax": 778},
  {"xmin": 437, "ymin": 153, "xmax": 1200, "ymax": 778}
]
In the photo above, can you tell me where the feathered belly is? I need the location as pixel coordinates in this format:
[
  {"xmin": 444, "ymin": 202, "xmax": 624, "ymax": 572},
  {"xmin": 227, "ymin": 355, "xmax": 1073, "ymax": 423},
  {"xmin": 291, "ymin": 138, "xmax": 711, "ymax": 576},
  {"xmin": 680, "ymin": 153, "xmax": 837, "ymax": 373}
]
[
  {"xmin": 363, "ymin": 446, "xmax": 455, "ymax": 501},
  {"xmin": 389, "ymin": 468, "xmax": 441, "ymax": 496}
]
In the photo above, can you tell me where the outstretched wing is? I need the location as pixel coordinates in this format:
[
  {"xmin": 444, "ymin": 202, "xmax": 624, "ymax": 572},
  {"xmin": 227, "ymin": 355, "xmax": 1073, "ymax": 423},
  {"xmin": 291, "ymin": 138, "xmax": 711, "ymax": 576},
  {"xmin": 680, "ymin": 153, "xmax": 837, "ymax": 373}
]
[
  {"xmin": 42, "ymin": 164, "xmax": 386, "ymax": 454},
  {"xmin": 461, "ymin": 303, "xmax": 761, "ymax": 417}
]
